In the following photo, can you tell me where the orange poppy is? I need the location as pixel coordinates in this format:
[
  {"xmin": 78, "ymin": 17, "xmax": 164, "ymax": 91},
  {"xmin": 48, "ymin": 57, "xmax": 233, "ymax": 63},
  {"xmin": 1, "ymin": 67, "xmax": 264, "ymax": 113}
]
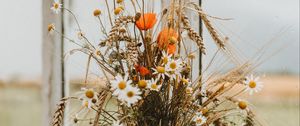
[
  {"xmin": 135, "ymin": 13, "xmax": 157, "ymax": 30},
  {"xmin": 157, "ymin": 28, "xmax": 178, "ymax": 54}
]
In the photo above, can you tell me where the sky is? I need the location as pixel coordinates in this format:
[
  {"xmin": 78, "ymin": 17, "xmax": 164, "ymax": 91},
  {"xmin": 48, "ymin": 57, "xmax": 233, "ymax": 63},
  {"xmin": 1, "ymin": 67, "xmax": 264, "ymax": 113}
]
[{"xmin": 0, "ymin": 0, "xmax": 298, "ymax": 80}]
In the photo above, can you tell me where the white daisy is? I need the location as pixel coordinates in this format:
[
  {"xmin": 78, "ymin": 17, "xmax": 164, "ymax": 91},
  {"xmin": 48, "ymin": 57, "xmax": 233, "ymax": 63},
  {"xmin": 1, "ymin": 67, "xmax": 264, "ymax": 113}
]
[
  {"xmin": 50, "ymin": 0, "xmax": 62, "ymax": 14},
  {"xmin": 112, "ymin": 120, "xmax": 124, "ymax": 126},
  {"xmin": 110, "ymin": 73, "xmax": 132, "ymax": 97},
  {"xmin": 165, "ymin": 59, "xmax": 183, "ymax": 80},
  {"xmin": 166, "ymin": 59, "xmax": 182, "ymax": 72},
  {"xmin": 118, "ymin": 85, "xmax": 142, "ymax": 107},
  {"xmin": 152, "ymin": 66, "xmax": 169, "ymax": 79},
  {"xmin": 78, "ymin": 88, "xmax": 97, "ymax": 100},
  {"xmin": 147, "ymin": 79, "xmax": 162, "ymax": 91},
  {"xmin": 161, "ymin": 51, "xmax": 172, "ymax": 65},
  {"xmin": 193, "ymin": 112, "xmax": 207, "ymax": 126},
  {"xmin": 244, "ymin": 74, "xmax": 263, "ymax": 95}
]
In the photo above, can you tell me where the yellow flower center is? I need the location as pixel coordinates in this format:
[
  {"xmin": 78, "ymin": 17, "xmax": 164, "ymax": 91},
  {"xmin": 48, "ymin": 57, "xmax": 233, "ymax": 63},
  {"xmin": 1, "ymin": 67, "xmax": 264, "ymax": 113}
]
[
  {"xmin": 138, "ymin": 80, "xmax": 147, "ymax": 88},
  {"xmin": 170, "ymin": 62, "xmax": 177, "ymax": 69},
  {"xmin": 118, "ymin": 81, "xmax": 127, "ymax": 90},
  {"xmin": 53, "ymin": 3, "xmax": 59, "ymax": 9},
  {"xmin": 151, "ymin": 84, "xmax": 158, "ymax": 89},
  {"xmin": 249, "ymin": 81, "xmax": 256, "ymax": 88},
  {"xmin": 85, "ymin": 90, "xmax": 94, "ymax": 99},
  {"xmin": 127, "ymin": 91, "xmax": 134, "ymax": 98},
  {"xmin": 238, "ymin": 101, "xmax": 247, "ymax": 110},
  {"xmin": 157, "ymin": 66, "xmax": 165, "ymax": 73},
  {"xmin": 163, "ymin": 57, "xmax": 168, "ymax": 64}
]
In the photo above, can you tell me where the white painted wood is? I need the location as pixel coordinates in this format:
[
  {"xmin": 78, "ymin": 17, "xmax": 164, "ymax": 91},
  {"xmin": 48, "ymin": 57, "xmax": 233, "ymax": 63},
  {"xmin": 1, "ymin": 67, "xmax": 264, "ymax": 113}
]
[{"xmin": 42, "ymin": 0, "xmax": 65, "ymax": 126}]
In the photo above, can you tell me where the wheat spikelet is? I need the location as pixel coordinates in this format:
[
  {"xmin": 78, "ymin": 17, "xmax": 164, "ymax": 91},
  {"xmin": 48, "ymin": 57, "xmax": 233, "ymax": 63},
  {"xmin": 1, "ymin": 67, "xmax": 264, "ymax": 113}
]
[
  {"xmin": 190, "ymin": 3, "xmax": 225, "ymax": 49},
  {"xmin": 93, "ymin": 90, "xmax": 109, "ymax": 126},
  {"xmin": 101, "ymin": 16, "xmax": 135, "ymax": 46},
  {"xmin": 52, "ymin": 99, "xmax": 66, "ymax": 126},
  {"xmin": 126, "ymin": 41, "xmax": 139, "ymax": 65},
  {"xmin": 180, "ymin": 13, "xmax": 206, "ymax": 54}
]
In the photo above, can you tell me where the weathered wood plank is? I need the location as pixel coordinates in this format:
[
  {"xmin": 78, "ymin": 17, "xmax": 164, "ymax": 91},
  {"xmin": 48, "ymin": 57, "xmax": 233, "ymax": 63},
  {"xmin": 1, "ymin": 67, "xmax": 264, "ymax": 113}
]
[{"xmin": 42, "ymin": 0, "xmax": 65, "ymax": 126}]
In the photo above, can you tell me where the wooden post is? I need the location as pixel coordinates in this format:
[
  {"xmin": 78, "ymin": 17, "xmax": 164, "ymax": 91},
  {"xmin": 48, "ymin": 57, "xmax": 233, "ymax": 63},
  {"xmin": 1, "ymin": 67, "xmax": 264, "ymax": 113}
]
[{"xmin": 42, "ymin": 0, "xmax": 65, "ymax": 126}]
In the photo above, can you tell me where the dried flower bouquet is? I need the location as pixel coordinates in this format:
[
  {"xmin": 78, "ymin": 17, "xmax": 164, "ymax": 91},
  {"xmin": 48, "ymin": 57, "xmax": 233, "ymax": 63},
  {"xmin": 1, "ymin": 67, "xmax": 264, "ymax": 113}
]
[{"xmin": 49, "ymin": 0, "xmax": 264, "ymax": 126}]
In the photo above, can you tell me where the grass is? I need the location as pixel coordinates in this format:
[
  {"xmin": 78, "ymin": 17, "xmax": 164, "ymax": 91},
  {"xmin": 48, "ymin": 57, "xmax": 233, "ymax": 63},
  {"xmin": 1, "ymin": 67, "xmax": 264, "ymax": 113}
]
[{"xmin": 0, "ymin": 85, "xmax": 299, "ymax": 126}]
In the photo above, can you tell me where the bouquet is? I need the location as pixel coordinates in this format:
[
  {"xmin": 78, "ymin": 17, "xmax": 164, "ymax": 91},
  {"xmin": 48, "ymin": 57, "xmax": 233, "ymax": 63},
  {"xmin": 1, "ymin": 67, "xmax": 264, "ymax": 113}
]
[{"xmin": 49, "ymin": 0, "xmax": 264, "ymax": 125}]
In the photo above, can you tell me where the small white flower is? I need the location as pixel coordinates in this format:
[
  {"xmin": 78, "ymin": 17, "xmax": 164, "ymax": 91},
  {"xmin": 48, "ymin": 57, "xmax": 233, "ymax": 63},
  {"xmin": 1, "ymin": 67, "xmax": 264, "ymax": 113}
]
[
  {"xmin": 193, "ymin": 112, "xmax": 207, "ymax": 126},
  {"xmin": 118, "ymin": 85, "xmax": 142, "ymax": 107},
  {"xmin": 152, "ymin": 66, "xmax": 169, "ymax": 79},
  {"xmin": 147, "ymin": 79, "xmax": 162, "ymax": 91},
  {"xmin": 77, "ymin": 88, "xmax": 97, "ymax": 109},
  {"xmin": 244, "ymin": 74, "xmax": 263, "ymax": 95},
  {"xmin": 51, "ymin": 0, "xmax": 62, "ymax": 14},
  {"xmin": 165, "ymin": 59, "xmax": 183, "ymax": 80},
  {"xmin": 111, "ymin": 73, "xmax": 132, "ymax": 97},
  {"xmin": 161, "ymin": 51, "xmax": 172, "ymax": 65},
  {"xmin": 78, "ymin": 88, "xmax": 97, "ymax": 100},
  {"xmin": 112, "ymin": 120, "xmax": 124, "ymax": 126}
]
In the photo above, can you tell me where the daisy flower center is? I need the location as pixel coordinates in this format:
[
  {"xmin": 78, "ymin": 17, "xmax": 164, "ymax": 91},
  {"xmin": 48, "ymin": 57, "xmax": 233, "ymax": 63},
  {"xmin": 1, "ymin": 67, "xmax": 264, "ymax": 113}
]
[
  {"xmin": 138, "ymin": 80, "xmax": 147, "ymax": 88},
  {"xmin": 249, "ymin": 81, "xmax": 256, "ymax": 88},
  {"xmin": 127, "ymin": 91, "xmax": 134, "ymax": 98},
  {"xmin": 157, "ymin": 66, "xmax": 165, "ymax": 73},
  {"xmin": 151, "ymin": 84, "xmax": 158, "ymax": 89},
  {"xmin": 238, "ymin": 101, "xmax": 247, "ymax": 110},
  {"xmin": 53, "ymin": 3, "xmax": 59, "ymax": 9},
  {"xmin": 170, "ymin": 62, "xmax": 177, "ymax": 69},
  {"xmin": 118, "ymin": 81, "xmax": 127, "ymax": 90},
  {"xmin": 85, "ymin": 90, "xmax": 94, "ymax": 98}
]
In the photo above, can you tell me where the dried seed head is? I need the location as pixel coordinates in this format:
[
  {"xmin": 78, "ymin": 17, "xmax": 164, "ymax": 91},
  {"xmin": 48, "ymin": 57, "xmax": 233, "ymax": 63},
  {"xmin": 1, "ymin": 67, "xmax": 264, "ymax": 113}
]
[
  {"xmin": 135, "ymin": 12, "xmax": 141, "ymax": 21},
  {"xmin": 188, "ymin": 53, "xmax": 196, "ymax": 59},
  {"xmin": 93, "ymin": 9, "xmax": 101, "ymax": 16},
  {"xmin": 138, "ymin": 80, "xmax": 147, "ymax": 89},
  {"xmin": 162, "ymin": 9, "xmax": 168, "ymax": 15},
  {"xmin": 169, "ymin": 36, "xmax": 177, "ymax": 44},
  {"xmin": 47, "ymin": 23, "xmax": 55, "ymax": 32},
  {"xmin": 238, "ymin": 101, "xmax": 247, "ymax": 110},
  {"xmin": 91, "ymin": 98, "xmax": 97, "ymax": 103},
  {"xmin": 114, "ymin": 7, "xmax": 123, "ymax": 15},
  {"xmin": 117, "ymin": 0, "xmax": 124, "ymax": 4}
]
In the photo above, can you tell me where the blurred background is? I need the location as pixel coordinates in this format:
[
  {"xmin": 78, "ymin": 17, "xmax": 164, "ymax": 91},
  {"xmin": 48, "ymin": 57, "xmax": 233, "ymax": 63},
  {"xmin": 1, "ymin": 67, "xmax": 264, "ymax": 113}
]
[{"xmin": 0, "ymin": 0, "xmax": 299, "ymax": 126}]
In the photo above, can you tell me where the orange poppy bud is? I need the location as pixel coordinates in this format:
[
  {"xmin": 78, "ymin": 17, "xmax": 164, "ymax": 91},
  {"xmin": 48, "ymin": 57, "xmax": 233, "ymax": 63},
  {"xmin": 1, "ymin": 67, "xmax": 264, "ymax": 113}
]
[
  {"xmin": 157, "ymin": 28, "xmax": 178, "ymax": 54},
  {"xmin": 167, "ymin": 44, "xmax": 176, "ymax": 55},
  {"xmin": 135, "ymin": 13, "xmax": 157, "ymax": 30}
]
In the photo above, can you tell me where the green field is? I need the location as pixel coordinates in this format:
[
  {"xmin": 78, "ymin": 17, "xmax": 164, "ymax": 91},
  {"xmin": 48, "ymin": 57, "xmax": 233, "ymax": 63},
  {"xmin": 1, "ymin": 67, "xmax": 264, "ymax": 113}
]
[{"xmin": 0, "ymin": 87, "xmax": 299, "ymax": 126}]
